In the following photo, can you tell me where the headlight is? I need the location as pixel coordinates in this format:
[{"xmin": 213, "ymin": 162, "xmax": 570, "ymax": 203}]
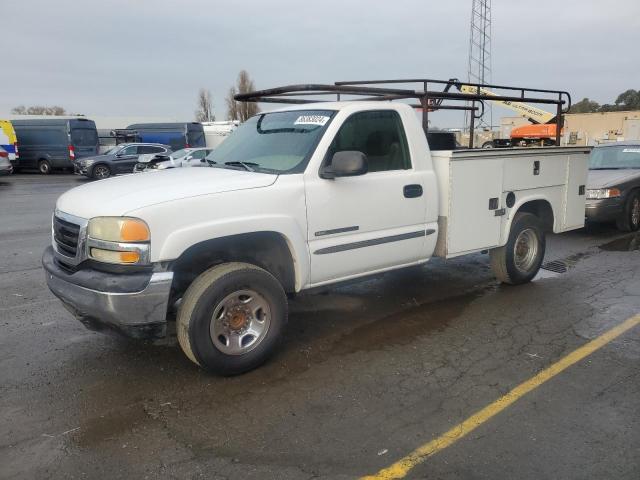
[
  {"xmin": 586, "ymin": 188, "xmax": 621, "ymax": 200},
  {"xmin": 87, "ymin": 217, "xmax": 150, "ymax": 265},
  {"xmin": 156, "ymin": 163, "xmax": 168, "ymax": 170},
  {"xmin": 84, "ymin": 159, "xmax": 95, "ymax": 166}
]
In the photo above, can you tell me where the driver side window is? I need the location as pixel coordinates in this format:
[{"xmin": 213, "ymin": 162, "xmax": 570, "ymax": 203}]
[
  {"xmin": 326, "ymin": 110, "xmax": 411, "ymax": 172},
  {"xmin": 119, "ymin": 145, "xmax": 137, "ymax": 156}
]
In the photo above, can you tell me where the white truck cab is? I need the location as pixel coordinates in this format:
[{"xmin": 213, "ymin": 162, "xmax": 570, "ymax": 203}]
[{"xmin": 43, "ymin": 81, "xmax": 590, "ymax": 375}]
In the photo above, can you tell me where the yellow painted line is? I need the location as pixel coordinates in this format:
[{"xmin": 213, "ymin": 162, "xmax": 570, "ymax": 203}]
[{"xmin": 361, "ymin": 313, "xmax": 640, "ymax": 480}]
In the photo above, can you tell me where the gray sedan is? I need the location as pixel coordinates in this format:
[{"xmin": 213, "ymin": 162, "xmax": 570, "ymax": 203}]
[
  {"xmin": 586, "ymin": 142, "xmax": 640, "ymax": 231},
  {"xmin": 74, "ymin": 143, "xmax": 171, "ymax": 179}
]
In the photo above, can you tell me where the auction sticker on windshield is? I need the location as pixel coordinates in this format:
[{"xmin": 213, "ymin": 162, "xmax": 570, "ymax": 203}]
[
  {"xmin": 294, "ymin": 115, "xmax": 330, "ymax": 126},
  {"xmin": 623, "ymin": 148, "xmax": 640, "ymax": 153}
]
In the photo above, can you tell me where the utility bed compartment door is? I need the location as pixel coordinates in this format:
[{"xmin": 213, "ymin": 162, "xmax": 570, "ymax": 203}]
[
  {"xmin": 563, "ymin": 152, "xmax": 589, "ymax": 230},
  {"xmin": 448, "ymin": 158, "xmax": 504, "ymax": 254}
]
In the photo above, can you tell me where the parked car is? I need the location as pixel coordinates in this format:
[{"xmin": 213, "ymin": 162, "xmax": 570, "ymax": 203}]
[
  {"xmin": 0, "ymin": 120, "xmax": 19, "ymax": 164},
  {"xmin": 43, "ymin": 96, "xmax": 589, "ymax": 375},
  {"xmin": 586, "ymin": 142, "xmax": 640, "ymax": 231},
  {"xmin": 74, "ymin": 143, "xmax": 171, "ymax": 179},
  {"xmin": 125, "ymin": 123, "xmax": 205, "ymax": 151},
  {"xmin": 0, "ymin": 146, "xmax": 13, "ymax": 176},
  {"xmin": 134, "ymin": 147, "xmax": 214, "ymax": 173},
  {"xmin": 11, "ymin": 118, "xmax": 99, "ymax": 174}
]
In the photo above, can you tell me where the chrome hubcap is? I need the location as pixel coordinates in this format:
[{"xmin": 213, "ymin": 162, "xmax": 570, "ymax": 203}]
[
  {"xmin": 95, "ymin": 166, "xmax": 108, "ymax": 178},
  {"xmin": 210, "ymin": 289, "xmax": 270, "ymax": 355},
  {"xmin": 514, "ymin": 228, "xmax": 539, "ymax": 273},
  {"xmin": 631, "ymin": 198, "xmax": 640, "ymax": 227}
]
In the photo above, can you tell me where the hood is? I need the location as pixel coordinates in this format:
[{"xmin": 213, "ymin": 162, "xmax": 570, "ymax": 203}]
[
  {"xmin": 78, "ymin": 153, "xmax": 113, "ymax": 163},
  {"xmin": 57, "ymin": 167, "xmax": 277, "ymax": 218},
  {"xmin": 588, "ymin": 169, "xmax": 640, "ymax": 188}
]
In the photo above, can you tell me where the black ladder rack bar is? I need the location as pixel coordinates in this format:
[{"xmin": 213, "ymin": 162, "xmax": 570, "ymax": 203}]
[{"xmin": 234, "ymin": 78, "xmax": 571, "ymax": 147}]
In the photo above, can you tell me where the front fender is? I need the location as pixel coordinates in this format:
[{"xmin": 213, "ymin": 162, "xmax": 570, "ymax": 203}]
[{"xmin": 159, "ymin": 215, "xmax": 309, "ymax": 291}]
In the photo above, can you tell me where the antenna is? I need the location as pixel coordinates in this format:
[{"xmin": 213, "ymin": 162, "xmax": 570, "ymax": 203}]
[{"xmin": 465, "ymin": 0, "xmax": 492, "ymax": 130}]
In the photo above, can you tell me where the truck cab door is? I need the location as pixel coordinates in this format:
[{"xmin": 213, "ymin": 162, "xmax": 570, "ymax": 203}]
[{"xmin": 304, "ymin": 110, "xmax": 431, "ymax": 285}]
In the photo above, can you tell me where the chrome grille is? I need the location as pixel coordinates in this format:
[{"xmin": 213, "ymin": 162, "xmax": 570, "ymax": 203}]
[{"xmin": 53, "ymin": 216, "xmax": 81, "ymax": 258}]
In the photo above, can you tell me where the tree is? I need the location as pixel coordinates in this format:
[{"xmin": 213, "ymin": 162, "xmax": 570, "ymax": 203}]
[
  {"xmin": 569, "ymin": 98, "xmax": 600, "ymax": 114},
  {"xmin": 226, "ymin": 70, "xmax": 259, "ymax": 121},
  {"xmin": 11, "ymin": 105, "xmax": 67, "ymax": 115},
  {"xmin": 614, "ymin": 89, "xmax": 640, "ymax": 111},
  {"xmin": 195, "ymin": 88, "xmax": 215, "ymax": 122}
]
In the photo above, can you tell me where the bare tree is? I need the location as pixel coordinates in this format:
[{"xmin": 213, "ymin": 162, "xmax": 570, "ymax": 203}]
[
  {"xmin": 11, "ymin": 105, "xmax": 67, "ymax": 116},
  {"xmin": 226, "ymin": 70, "xmax": 259, "ymax": 121},
  {"xmin": 195, "ymin": 88, "xmax": 215, "ymax": 122}
]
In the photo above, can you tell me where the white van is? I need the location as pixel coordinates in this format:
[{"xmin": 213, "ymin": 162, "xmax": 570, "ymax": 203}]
[{"xmin": 201, "ymin": 121, "xmax": 239, "ymax": 148}]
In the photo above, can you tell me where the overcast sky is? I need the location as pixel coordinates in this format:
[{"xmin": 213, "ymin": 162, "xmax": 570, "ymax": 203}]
[{"xmin": 5, "ymin": 0, "xmax": 640, "ymax": 127}]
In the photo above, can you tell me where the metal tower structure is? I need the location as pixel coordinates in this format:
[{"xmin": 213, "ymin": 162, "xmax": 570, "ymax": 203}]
[{"xmin": 465, "ymin": 0, "xmax": 492, "ymax": 130}]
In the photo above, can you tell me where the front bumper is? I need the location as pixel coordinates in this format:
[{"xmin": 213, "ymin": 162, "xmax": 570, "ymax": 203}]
[
  {"xmin": 585, "ymin": 198, "xmax": 624, "ymax": 223},
  {"xmin": 43, "ymin": 246, "xmax": 173, "ymax": 339},
  {"xmin": 74, "ymin": 163, "xmax": 89, "ymax": 176}
]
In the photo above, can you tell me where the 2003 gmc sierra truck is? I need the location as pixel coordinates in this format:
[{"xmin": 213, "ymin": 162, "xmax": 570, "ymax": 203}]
[{"xmin": 43, "ymin": 80, "xmax": 590, "ymax": 374}]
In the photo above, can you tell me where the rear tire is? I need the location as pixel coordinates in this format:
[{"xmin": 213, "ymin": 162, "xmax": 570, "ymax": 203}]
[
  {"xmin": 615, "ymin": 191, "xmax": 640, "ymax": 232},
  {"xmin": 38, "ymin": 159, "xmax": 51, "ymax": 175},
  {"xmin": 177, "ymin": 262, "xmax": 288, "ymax": 375},
  {"xmin": 92, "ymin": 164, "xmax": 111, "ymax": 179},
  {"xmin": 490, "ymin": 212, "xmax": 545, "ymax": 285}
]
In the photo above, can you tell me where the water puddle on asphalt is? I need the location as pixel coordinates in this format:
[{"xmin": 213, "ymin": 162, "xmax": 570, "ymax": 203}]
[
  {"xmin": 599, "ymin": 233, "xmax": 640, "ymax": 252},
  {"xmin": 327, "ymin": 288, "xmax": 489, "ymax": 355}
]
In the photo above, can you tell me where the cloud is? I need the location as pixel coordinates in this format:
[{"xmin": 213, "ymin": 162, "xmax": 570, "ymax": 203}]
[{"xmin": 4, "ymin": 0, "xmax": 639, "ymax": 127}]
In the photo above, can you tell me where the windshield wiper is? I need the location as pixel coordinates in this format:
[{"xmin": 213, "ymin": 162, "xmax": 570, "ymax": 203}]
[
  {"xmin": 590, "ymin": 167, "xmax": 622, "ymax": 170},
  {"xmin": 224, "ymin": 161, "xmax": 258, "ymax": 172}
]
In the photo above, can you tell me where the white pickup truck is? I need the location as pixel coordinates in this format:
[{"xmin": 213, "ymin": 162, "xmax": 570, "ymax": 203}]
[{"xmin": 43, "ymin": 98, "xmax": 589, "ymax": 374}]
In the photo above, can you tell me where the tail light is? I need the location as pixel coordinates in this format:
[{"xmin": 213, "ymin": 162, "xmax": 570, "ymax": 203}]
[
  {"xmin": 185, "ymin": 144, "xmax": 191, "ymax": 148},
  {"xmin": 0, "ymin": 150, "xmax": 8, "ymax": 158},
  {"xmin": 68, "ymin": 145, "xmax": 75, "ymax": 160},
  {"xmin": 14, "ymin": 142, "xmax": 19, "ymax": 158}
]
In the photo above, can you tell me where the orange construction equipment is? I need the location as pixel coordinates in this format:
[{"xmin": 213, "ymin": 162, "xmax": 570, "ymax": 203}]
[{"xmin": 510, "ymin": 123, "xmax": 561, "ymax": 146}]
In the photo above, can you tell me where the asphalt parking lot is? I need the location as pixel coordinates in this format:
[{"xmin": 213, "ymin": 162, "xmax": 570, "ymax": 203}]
[{"xmin": 1, "ymin": 173, "xmax": 639, "ymax": 480}]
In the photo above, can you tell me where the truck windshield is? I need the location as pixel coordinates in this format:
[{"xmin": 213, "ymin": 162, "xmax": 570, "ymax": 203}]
[
  {"xmin": 590, "ymin": 146, "xmax": 640, "ymax": 169},
  {"xmin": 205, "ymin": 110, "xmax": 335, "ymax": 173}
]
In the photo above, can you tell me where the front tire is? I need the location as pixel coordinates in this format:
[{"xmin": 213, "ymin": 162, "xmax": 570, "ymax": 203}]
[
  {"xmin": 615, "ymin": 191, "xmax": 640, "ymax": 232},
  {"xmin": 177, "ymin": 262, "xmax": 288, "ymax": 375},
  {"xmin": 92, "ymin": 164, "xmax": 111, "ymax": 179},
  {"xmin": 490, "ymin": 212, "xmax": 545, "ymax": 285}
]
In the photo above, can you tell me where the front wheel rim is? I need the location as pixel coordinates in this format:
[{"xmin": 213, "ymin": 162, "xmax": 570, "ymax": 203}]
[
  {"xmin": 514, "ymin": 228, "xmax": 539, "ymax": 273},
  {"xmin": 210, "ymin": 289, "xmax": 271, "ymax": 355},
  {"xmin": 40, "ymin": 162, "xmax": 49, "ymax": 173},
  {"xmin": 94, "ymin": 166, "xmax": 109, "ymax": 178}
]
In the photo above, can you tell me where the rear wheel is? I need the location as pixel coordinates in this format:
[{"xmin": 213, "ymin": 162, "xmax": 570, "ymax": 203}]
[
  {"xmin": 38, "ymin": 159, "xmax": 51, "ymax": 175},
  {"xmin": 615, "ymin": 191, "xmax": 640, "ymax": 232},
  {"xmin": 490, "ymin": 212, "xmax": 545, "ymax": 285},
  {"xmin": 92, "ymin": 164, "xmax": 111, "ymax": 179},
  {"xmin": 177, "ymin": 262, "xmax": 288, "ymax": 375}
]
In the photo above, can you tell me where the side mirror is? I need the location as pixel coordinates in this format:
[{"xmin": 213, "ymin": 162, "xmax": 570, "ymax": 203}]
[
  {"xmin": 200, "ymin": 158, "xmax": 206, "ymax": 163},
  {"xmin": 321, "ymin": 151, "xmax": 368, "ymax": 179}
]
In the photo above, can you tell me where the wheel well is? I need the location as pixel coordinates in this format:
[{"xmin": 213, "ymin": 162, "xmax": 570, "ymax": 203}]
[
  {"xmin": 170, "ymin": 232, "xmax": 296, "ymax": 299},
  {"xmin": 516, "ymin": 200, "xmax": 554, "ymax": 232}
]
